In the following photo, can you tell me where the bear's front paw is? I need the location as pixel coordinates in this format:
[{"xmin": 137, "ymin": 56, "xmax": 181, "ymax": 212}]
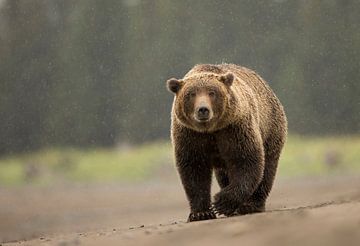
[
  {"xmin": 187, "ymin": 210, "xmax": 216, "ymax": 222},
  {"xmin": 212, "ymin": 191, "xmax": 239, "ymax": 217}
]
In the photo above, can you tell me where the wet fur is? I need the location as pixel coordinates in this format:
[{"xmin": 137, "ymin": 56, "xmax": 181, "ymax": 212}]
[{"xmin": 168, "ymin": 64, "xmax": 287, "ymax": 222}]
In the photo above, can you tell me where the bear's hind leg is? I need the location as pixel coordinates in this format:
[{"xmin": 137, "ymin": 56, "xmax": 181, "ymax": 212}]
[{"xmin": 214, "ymin": 169, "xmax": 229, "ymax": 189}]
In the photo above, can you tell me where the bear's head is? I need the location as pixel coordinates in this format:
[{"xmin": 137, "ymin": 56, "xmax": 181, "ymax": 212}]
[{"xmin": 167, "ymin": 72, "xmax": 235, "ymax": 132}]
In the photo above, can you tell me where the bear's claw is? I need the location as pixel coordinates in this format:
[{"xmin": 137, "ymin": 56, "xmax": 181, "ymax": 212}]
[
  {"xmin": 212, "ymin": 198, "xmax": 266, "ymax": 217},
  {"xmin": 187, "ymin": 210, "xmax": 216, "ymax": 222}
]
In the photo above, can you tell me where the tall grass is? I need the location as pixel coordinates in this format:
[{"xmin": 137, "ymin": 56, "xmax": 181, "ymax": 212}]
[
  {"xmin": 0, "ymin": 136, "xmax": 359, "ymax": 186},
  {"xmin": 279, "ymin": 135, "xmax": 360, "ymax": 176}
]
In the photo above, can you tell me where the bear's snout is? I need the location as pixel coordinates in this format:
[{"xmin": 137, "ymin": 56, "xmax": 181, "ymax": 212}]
[
  {"xmin": 196, "ymin": 106, "xmax": 210, "ymax": 121},
  {"xmin": 193, "ymin": 93, "xmax": 213, "ymax": 123}
]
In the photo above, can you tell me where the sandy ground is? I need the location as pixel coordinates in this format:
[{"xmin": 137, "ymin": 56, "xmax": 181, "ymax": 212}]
[{"xmin": 1, "ymin": 174, "xmax": 360, "ymax": 246}]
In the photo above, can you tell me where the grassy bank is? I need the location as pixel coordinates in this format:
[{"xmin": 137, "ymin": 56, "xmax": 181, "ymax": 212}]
[{"xmin": 0, "ymin": 136, "xmax": 359, "ymax": 186}]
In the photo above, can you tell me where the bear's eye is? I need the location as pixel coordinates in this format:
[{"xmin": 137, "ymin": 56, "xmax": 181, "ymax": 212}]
[
  {"xmin": 209, "ymin": 91, "xmax": 216, "ymax": 97},
  {"xmin": 189, "ymin": 92, "xmax": 196, "ymax": 98}
]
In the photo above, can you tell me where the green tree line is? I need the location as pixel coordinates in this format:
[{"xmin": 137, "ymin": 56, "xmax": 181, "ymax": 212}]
[{"xmin": 0, "ymin": 0, "xmax": 359, "ymax": 155}]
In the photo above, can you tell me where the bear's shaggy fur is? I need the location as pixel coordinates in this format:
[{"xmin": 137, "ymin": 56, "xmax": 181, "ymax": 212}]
[{"xmin": 166, "ymin": 64, "xmax": 287, "ymax": 222}]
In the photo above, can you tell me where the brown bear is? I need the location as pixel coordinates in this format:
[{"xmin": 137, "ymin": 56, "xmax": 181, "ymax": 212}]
[{"xmin": 166, "ymin": 64, "xmax": 287, "ymax": 222}]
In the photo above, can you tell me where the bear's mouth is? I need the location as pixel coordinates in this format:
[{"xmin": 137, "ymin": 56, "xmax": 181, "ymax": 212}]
[
  {"xmin": 195, "ymin": 116, "xmax": 210, "ymax": 122},
  {"xmin": 193, "ymin": 112, "xmax": 213, "ymax": 123},
  {"xmin": 193, "ymin": 116, "xmax": 213, "ymax": 129}
]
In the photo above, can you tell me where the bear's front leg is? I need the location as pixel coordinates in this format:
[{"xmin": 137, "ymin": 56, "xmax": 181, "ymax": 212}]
[
  {"xmin": 177, "ymin": 157, "xmax": 216, "ymax": 222},
  {"xmin": 174, "ymin": 141, "xmax": 216, "ymax": 222},
  {"xmin": 213, "ymin": 126, "xmax": 265, "ymax": 216}
]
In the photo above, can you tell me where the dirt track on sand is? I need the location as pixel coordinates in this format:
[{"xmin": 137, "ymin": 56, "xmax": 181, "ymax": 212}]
[{"xmin": 1, "ymin": 175, "xmax": 360, "ymax": 246}]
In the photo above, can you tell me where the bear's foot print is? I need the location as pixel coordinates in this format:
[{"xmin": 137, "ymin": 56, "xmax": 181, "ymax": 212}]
[{"xmin": 187, "ymin": 210, "xmax": 216, "ymax": 222}]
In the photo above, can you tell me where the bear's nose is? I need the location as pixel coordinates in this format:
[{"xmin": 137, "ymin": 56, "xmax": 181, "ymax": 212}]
[{"xmin": 197, "ymin": 107, "xmax": 210, "ymax": 119}]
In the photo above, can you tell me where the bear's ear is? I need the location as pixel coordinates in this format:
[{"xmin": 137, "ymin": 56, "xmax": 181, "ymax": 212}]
[
  {"xmin": 218, "ymin": 72, "xmax": 234, "ymax": 87},
  {"xmin": 166, "ymin": 78, "xmax": 184, "ymax": 94}
]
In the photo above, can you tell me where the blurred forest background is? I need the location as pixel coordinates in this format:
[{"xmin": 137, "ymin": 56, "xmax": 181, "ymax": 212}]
[{"xmin": 0, "ymin": 0, "xmax": 359, "ymax": 185}]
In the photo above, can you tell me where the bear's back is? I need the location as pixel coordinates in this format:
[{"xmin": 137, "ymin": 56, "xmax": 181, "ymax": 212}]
[
  {"xmin": 186, "ymin": 64, "xmax": 271, "ymax": 96},
  {"xmin": 185, "ymin": 63, "xmax": 286, "ymax": 141}
]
